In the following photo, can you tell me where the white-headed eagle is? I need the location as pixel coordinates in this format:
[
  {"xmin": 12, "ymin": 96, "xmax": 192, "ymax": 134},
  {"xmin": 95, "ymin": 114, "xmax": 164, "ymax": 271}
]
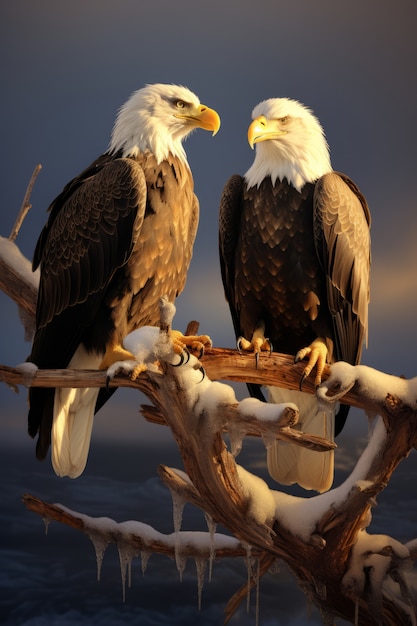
[
  {"xmin": 28, "ymin": 83, "xmax": 220, "ymax": 478},
  {"xmin": 219, "ymin": 98, "xmax": 370, "ymax": 492}
]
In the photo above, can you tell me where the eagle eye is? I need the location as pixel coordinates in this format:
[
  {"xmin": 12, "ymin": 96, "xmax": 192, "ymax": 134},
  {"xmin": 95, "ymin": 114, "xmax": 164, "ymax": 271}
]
[
  {"xmin": 278, "ymin": 116, "xmax": 289, "ymax": 124},
  {"xmin": 174, "ymin": 100, "xmax": 186, "ymax": 109}
]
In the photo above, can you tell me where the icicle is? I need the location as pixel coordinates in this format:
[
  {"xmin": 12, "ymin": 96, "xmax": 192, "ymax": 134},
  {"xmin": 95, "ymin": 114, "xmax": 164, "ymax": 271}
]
[
  {"xmin": 175, "ymin": 549, "xmax": 187, "ymax": 582},
  {"xmin": 194, "ymin": 556, "xmax": 207, "ymax": 610},
  {"xmin": 354, "ymin": 597, "xmax": 359, "ymax": 626},
  {"xmin": 169, "ymin": 488, "xmax": 186, "ymax": 539},
  {"xmin": 86, "ymin": 530, "xmax": 110, "ymax": 582},
  {"xmin": 255, "ymin": 557, "xmax": 260, "ymax": 626},
  {"xmin": 261, "ymin": 430, "xmax": 276, "ymax": 451},
  {"xmin": 228, "ymin": 424, "xmax": 246, "ymax": 458},
  {"xmin": 140, "ymin": 548, "xmax": 151, "ymax": 576},
  {"xmin": 42, "ymin": 516, "xmax": 51, "ymax": 536},
  {"xmin": 169, "ymin": 487, "xmax": 186, "ymax": 580},
  {"xmin": 244, "ymin": 543, "xmax": 253, "ymax": 613},
  {"xmin": 127, "ymin": 556, "xmax": 133, "ymax": 589},
  {"xmin": 204, "ymin": 512, "xmax": 217, "ymax": 582},
  {"xmin": 117, "ymin": 543, "xmax": 131, "ymax": 603},
  {"xmin": 116, "ymin": 542, "xmax": 138, "ymax": 602}
]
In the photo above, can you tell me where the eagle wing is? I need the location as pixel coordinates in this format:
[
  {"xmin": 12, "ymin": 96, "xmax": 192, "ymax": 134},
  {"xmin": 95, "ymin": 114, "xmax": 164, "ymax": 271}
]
[
  {"xmin": 28, "ymin": 156, "xmax": 147, "ymax": 457},
  {"xmin": 313, "ymin": 171, "xmax": 371, "ymax": 366},
  {"xmin": 219, "ymin": 174, "xmax": 245, "ymax": 336},
  {"xmin": 219, "ymin": 174, "xmax": 266, "ymax": 401},
  {"xmin": 30, "ymin": 156, "xmax": 147, "ymax": 369}
]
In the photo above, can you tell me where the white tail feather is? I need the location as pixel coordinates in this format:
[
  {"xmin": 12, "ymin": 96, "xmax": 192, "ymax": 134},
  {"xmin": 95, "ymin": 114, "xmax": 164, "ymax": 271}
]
[
  {"xmin": 266, "ymin": 387, "xmax": 335, "ymax": 493},
  {"xmin": 52, "ymin": 346, "xmax": 102, "ymax": 478}
]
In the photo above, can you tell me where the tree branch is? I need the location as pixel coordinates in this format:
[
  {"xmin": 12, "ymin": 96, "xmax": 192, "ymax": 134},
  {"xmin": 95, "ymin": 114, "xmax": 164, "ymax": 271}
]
[
  {"xmin": 2, "ymin": 222, "xmax": 417, "ymax": 625},
  {"xmin": 9, "ymin": 164, "xmax": 42, "ymax": 242},
  {"xmin": 21, "ymin": 492, "xmax": 251, "ymax": 560}
]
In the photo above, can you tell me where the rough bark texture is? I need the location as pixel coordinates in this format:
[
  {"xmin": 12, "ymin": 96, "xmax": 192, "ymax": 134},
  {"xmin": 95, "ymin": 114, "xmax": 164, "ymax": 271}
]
[{"xmin": 1, "ymin": 234, "xmax": 417, "ymax": 625}]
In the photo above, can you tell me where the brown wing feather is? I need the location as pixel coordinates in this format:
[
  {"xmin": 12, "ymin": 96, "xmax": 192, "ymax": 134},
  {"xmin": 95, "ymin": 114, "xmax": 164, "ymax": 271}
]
[
  {"xmin": 219, "ymin": 174, "xmax": 245, "ymax": 336},
  {"xmin": 313, "ymin": 171, "xmax": 371, "ymax": 365},
  {"xmin": 34, "ymin": 157, "xmax": 147, "ymax": 332},
  {"xmin": 28, "ymin": 155, "xmax": 147, "ymax": 454}
]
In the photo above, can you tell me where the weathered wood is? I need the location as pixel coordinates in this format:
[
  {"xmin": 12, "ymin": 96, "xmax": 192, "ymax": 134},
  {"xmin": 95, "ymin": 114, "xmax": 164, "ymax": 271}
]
[
  {"xmin": 0, "ymin": 362, "xmax": 337, "ymax": 451},
  {"xmin": 21, "ymin": 493, "xmax": 251, "ymax": 560},
  {"xmin": 9, "ymin": 164, "xmax": 42, "ymax": 242},
  {"xmin": 16, "ymin": 354, "xmax": 417, "ymax": 625},
  {"xmin": 0, "ymin": 252, "xmax": 37, "ymax": 319},
  {"xmin": 2, "ymin": 223, "xmax": 417, "ymax": 625},
  {"xmin": 0, "ymin": 349, "xmax": 364, "ymax": 408}
]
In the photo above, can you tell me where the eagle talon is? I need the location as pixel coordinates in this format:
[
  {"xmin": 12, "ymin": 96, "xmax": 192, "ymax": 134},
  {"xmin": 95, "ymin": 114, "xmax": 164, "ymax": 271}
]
[
  {"xmin": 170, "ymin": 329, "xmax": 212, "ymax": 360},
  {"xmin": 171, "ymin": 350, "xmax": 187, "ymax": 367},
  {"xmin": 295, "ymin": 338, "xmax": 328, "ymax": 388},
  {"xmin": 237, "ymin": 336, "xmax": 250, "ymax": 353},
  {"xmin": 236, "ymin": 328, "xmax": 272, "ymax": 364}
]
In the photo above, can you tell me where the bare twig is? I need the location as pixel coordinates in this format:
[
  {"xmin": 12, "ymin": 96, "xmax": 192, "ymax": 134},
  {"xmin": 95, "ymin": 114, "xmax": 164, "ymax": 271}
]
[{"xmin": 9, "ymin": 164, "xmax": 42, "ymax": 241}]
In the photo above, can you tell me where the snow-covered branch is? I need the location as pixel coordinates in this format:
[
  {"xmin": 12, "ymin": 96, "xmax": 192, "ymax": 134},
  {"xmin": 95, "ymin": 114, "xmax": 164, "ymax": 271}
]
[
  {"xmin": 14, "ymin": 311, "xmax": 417, "ymax": 625},
  {"xmin": 2, "ymin": 228, "xmax": 417, "ymax": 624},
  {"xmin": 22, "ymin": 492, "xmax": 250, "ymax": 561}
]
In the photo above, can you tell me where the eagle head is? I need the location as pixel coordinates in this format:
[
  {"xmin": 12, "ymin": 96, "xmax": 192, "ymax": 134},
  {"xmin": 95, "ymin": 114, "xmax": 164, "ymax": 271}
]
[
  {"xmin": 244, "ymin": 97, "xmax": 332, "ymax": 192},
  {"xmin": 109, "ymin": 83, "xmax": 220, "ymax": 163}
]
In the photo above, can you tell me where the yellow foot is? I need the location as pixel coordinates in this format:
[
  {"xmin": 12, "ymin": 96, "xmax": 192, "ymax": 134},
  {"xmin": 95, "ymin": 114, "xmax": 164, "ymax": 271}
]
[
  {"xmin": 170, "ymin": 329, "xmax": 212, "ymax": 358},
  {"xmin": 129, "ymin": 362, "xmax": 147, "ymax": 380},
  {"xmin": 237, "ymin": 322, "xmax": 272, "ymax": 367},
  {"xmin": 100, "ymin": 342, "xmax": 148, "ymax": 378},
  {"xmin": 295, "ymin": 337, "xmax": 328, "ymax": 388},
  {"xmin": 100, "ymin": 344, "xmax": 136, "ymax": 369},
  {"xmin": 101, "ymin": 343, "xmax": 148, "ymax": 381}
]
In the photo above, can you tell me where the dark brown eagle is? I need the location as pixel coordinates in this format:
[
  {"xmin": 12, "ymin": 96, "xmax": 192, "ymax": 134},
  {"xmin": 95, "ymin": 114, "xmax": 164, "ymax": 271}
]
[
  {"xmin": 219, "ymin": 97, "xmax": 370, "ymax": 492},
  {"xmin": 28, "ymin": 83, "xmax": 220, "ymax": 478}
]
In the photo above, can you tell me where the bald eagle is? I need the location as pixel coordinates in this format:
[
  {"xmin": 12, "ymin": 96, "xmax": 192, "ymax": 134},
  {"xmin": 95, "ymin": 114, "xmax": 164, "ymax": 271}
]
[
  {"xmin": 219, "ymin": 98, "xmax": 370, "ymax": 492},
  {"xmin": 28, "ymin": 83, "xmax": 220, "ymax": 478}
]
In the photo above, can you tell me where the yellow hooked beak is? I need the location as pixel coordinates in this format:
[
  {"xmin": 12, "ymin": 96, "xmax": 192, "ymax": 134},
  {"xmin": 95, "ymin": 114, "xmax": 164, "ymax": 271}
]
[
  {"xmin": 177, "ymin": 104, "xmax": 221, "ymax": 136},
  {"xmin": 248, "ymin": 115, "xmax": 287, "ymax": 149}
]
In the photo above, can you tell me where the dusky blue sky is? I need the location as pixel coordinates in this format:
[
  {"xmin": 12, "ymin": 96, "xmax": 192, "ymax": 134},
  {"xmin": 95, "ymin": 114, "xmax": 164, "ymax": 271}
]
[{"xmin": 1, "ymin": 1, "xmax": 417, "ymax": 624}]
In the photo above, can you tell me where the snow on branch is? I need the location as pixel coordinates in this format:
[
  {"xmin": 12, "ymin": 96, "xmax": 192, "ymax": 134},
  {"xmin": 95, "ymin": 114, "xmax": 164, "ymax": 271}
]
[
  {"xmin": 8, "ymin": 301, "xmax": 417, "ymax": 625},
  {"xmin": 2, "ymin": 214, "xmax": 417, "ymax": 624}
]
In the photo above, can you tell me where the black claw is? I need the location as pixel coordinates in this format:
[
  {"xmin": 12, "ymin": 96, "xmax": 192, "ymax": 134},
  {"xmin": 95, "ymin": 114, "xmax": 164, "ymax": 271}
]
[
  {"xmin": 105, "ymin": 375, "xmax": 112, "ymax": 391},
  {"xmin": 172, "ymin": 351, "xmax": 185, "ymax": 367},
  {"xmin": 299, "ymin": 372, "xmax": 307, "ymax": 391},
  {"xmin": 255, "ymin": 351, "xmax": 259, "ymax": 370},
  {"xmin": 267, "ymin": 339, "xmax": 273, "ymax": 355},
  {"xmin": 236, "ymin": 337, "xmax": 243, "ymax": 353},
  {"xmin": 197, "ymin": 366, "xmax": 206, "ymax": 383},
  {"xmin": 196, "ymin": 346, "xmax": 204, "ymax": 360},
  {"xmin": 172, "ymin": 348, "xmax": 191, "ymax": 367}
]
